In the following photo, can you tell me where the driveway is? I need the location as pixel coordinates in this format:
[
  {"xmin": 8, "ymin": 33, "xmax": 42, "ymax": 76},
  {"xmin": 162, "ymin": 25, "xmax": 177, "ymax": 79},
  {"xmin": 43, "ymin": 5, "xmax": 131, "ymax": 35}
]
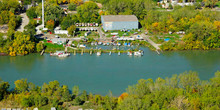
[{"xmin": 17, "ymin": 13, "xmax": 29, "ymax": 32}]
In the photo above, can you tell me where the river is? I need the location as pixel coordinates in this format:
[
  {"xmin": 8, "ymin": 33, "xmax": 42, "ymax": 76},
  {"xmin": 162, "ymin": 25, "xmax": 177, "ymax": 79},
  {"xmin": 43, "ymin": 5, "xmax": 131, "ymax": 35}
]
[{"xmin": 0, "ymin": 48, "xmax": 220, "ymax": 96}]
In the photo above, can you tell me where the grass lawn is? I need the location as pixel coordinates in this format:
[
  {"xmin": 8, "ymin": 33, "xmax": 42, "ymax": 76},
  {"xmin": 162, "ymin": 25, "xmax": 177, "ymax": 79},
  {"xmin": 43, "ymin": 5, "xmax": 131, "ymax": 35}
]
[
  {"xmin": 57, "ymin": 34, "xmax": 68, "ymax": 38},
  {"xmin": 44, "ymin": 43, "xmax": 65, "ymax": 52},
  {"xmin": 216, "ymin": 1, "xmax": 220, "ymax": 8},
  {"xmin": 150, "ymin": 33, "xmax": 181, "ymax": 43},
  {"xmin": 75, "ymin": 31, "xmax": 99, "ymax": 38}
]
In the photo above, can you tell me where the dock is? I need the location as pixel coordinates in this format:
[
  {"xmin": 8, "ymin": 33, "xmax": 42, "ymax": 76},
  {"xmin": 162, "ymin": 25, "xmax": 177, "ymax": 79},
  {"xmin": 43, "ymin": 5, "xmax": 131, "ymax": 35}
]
[{"xmin": 40, "ymin": 49, "xmax": 45, "ymax": 56}]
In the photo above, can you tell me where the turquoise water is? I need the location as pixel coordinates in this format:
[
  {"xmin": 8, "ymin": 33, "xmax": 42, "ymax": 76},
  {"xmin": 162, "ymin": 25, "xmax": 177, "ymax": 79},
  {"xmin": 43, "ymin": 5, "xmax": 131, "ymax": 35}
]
[{"xmin": 0, "ymin": 48, "xmax": 220, "ymax": 96}]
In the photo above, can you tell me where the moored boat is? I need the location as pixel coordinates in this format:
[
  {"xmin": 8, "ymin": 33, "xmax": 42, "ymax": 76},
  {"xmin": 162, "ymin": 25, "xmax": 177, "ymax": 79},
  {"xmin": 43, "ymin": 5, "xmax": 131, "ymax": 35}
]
[
  {"xmin": 58, "ymin": 53, "xmax": 70, "ymax": 57},
  {"xmin": 134, "ymin": 50, "xmax": 144, "ymax": 56},
  {"xmin": 50, "ymin": 51, "xmax": 64, "ymax": 56},
  {"xmin": 127, "ymin": 51, "xmax": 132, "ymax": 56},
  {"xmin": 78, "ymin": 44, "xmax": 86, "ymax": 48},
  {"xmin": 97, "ymin": 51, "xmax": 101, "ymax": 56}
]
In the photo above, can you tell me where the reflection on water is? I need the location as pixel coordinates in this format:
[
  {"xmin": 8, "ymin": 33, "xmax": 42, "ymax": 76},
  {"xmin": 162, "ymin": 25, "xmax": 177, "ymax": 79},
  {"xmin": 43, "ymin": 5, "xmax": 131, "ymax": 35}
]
[
  {"xmin": 163, "ymin": 50, "xmax": 220, "ymax": 76},
  {"xmin": 0, "ymin": 48, "xmax": 220, "ymax": 95},
  {"xmin": 0, "ymin": 54, "xmax": 45, "ymax": 75}
]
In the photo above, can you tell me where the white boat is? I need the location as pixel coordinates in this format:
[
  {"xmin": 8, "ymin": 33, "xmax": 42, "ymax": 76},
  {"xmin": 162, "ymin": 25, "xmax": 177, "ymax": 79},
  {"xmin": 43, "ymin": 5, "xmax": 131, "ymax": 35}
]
[
  {"xmin": 118, "ymin": 52, "xmax": 120, "ymax": 56},
  {"xmin": 98, "ymin": 42, "xmax": 102, "ymax": 45},
  {"xmin": 127, "ymin": 51, "xmax": 132, "ymax": 56},
  {"xmin": 58, "ymin": 53, "xmax": 70, "ymax": 57},
  {"xmin": 79, "ymin": 44, "xmax": 86, "ymax": 48},
  {"xmin": 97, "ymin": 52, "xmax": 101, "ymax": 56},
  {"xmin": 134, "ymin": 50, "xmax": 144, "ymax": 56},
  {"xmin": 50, "ymin": 51, "xmax": 64, "ymax": 56}
]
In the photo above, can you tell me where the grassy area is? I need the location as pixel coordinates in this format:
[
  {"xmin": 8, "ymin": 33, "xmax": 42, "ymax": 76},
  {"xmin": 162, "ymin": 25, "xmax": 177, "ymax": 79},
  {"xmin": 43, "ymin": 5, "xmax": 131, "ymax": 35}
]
[
  {"xmin": 75, "ymin": 31, "xmax": 99, "ymax": 38},
  {"xmin": 150, "ymin": 36, "xmax": 164, "ymax": 44},
  {"xmin": 57, "ymin": 34, "xmax": 68, "ymax": 38},
  {"xmin": 216, "ymin": 1, "xmax": 220, "ymax": 8},
  {"xmin": 103, "ymin": 28, "xmax": 143, "ymax": 37},
  {"xmin": 44, "ymin": 43, "xmax": 65, "ymax": 52},
  {"xmin": 150, "ymin": 33, "xmax": 181, "ymax": 43}
]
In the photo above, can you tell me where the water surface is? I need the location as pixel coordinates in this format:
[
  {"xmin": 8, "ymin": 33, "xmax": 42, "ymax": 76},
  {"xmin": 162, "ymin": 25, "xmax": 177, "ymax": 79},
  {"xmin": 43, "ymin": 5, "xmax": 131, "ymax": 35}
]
[{"xmin": 0, "ymin": 48, "xmax": 220, "ymax": 96}]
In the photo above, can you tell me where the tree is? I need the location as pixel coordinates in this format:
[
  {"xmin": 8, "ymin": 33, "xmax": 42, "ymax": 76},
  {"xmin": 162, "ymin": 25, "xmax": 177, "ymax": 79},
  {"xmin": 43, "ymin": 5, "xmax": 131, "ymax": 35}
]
[
  {"xmin": 69, "ymin": 0, "xmax": 83, "ymax": 5},
  {"xmin": 67, "ymin": 25, "xmax": 76, "ymax": 36},
  {"xmin": 14, "ymin": 79, "xmax": 29, "ymax": 93},
  {"xmin": 46, "ymin": 19, "xmax": 55, "ymax": 31},
  {"xmin": 72, "ymin": 85, "xmax": 79, "ymax": 96},
  {"xmin": 61, "ymin": 16, "xmax": 75, "ymax": 30},
  {"xmin": 62, "ymin": 85, "xmax": 71, "ymax": 102},
  {"xmin": 26, "ymin": 7, "xmax": 37, "ymax": 19},
  {"xmin": 0, "ymin": 79, "xmax": 9, "ymax": 101},
  {"xmin": 24, "ymin": 20, "xmax": 37, "ymax": 38},
  {"xmin": 178, "ymin": 71, "xmax": 200, "ymax": 92},
  {"xmin": 203, "ymin": 0, "xmax": 218, "ymax": 8},
  {"xmin": 68, "ymin": 3, "xmax": 77, "ymax": 11},
  {"xmin": 8, "ymin": 32, "xmax": 35, "ymax": 56},
  {"xmin": 36, "ymin": 42, "xmax": 44, "ymax": 53},
  {"xmin": 36, "ymin": 2, "xmax": 64, "ymax": 22},
  {"xmin": 77, "ymin": 1, "xmax": 99, "ymax": 22}
]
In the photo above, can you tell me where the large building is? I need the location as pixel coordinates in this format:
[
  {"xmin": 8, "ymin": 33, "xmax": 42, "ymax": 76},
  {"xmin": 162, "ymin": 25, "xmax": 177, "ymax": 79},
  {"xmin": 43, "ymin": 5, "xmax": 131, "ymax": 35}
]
[{"xmin": 101, "ymin": 15, "xmax": 138, "ymax": 31}]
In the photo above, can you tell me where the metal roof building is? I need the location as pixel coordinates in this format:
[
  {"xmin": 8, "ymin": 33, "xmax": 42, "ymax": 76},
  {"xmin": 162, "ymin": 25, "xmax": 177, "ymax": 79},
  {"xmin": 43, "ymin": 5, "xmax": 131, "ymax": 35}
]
[{"xmin": 101, "ymin": 15, "xmax": 138, "ymax": 31}]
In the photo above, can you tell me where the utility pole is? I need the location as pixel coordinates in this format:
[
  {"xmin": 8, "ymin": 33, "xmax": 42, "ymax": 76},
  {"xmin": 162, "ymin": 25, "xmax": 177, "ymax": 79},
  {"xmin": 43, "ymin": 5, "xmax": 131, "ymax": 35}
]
[{"xmin": 42, "ymin": 0, "xmax": 44, "ymax": 28}]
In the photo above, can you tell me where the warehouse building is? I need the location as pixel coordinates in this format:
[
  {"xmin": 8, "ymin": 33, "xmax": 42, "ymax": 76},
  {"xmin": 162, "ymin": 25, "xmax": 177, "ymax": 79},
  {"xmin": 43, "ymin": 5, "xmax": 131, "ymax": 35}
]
[{"xmin": 101, "ymin": 15, "xmax": 138, "ymax": 31}]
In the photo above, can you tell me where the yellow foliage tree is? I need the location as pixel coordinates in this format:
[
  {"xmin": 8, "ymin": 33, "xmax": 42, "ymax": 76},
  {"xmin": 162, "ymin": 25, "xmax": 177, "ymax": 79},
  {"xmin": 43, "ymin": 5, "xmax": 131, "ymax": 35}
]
[
  {"xmin": 118, "ymin": 93, "xmax": 128, "ymax": 104},
  {"xmin": 9, "ymin": 32, "xmax": 35, "ymax": 56},
  {"xmin": 214, "ymin": 21, "xmax": 220, "ymax": 31},
  {"xmin": 69, "ymin": 0, "xmax": 82, "ymax": 5}
]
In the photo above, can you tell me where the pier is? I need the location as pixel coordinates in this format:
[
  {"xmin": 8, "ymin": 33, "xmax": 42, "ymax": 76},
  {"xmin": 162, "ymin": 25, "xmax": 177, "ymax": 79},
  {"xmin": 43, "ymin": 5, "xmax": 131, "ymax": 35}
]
[
  {"xmin": 142, "ymin": 34, "xmax": 161, "ymax": 54},
  {"xmin": 40, "ymin": 49, "xmax": 45, "ymax": 56}
]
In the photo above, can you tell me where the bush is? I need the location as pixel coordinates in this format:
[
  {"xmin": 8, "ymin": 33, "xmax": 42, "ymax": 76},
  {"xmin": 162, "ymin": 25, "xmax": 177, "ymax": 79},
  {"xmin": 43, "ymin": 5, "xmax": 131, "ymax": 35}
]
[
  {"xmin": 26, "ymin": 7, "xmax": 37, "ymax": 19},
  {"xmin": 68, "ymin": 3, "xmax": 77, "ymax": 11}
]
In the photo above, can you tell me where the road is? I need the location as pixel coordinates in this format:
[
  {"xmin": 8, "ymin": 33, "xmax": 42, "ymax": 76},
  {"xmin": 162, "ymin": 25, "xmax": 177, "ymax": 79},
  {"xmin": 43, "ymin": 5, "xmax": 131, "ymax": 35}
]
[
  {"xmin": 17, "ymin": 13, "xmax": 29, "ymax": 32},
  {"xmin": 97, "ymin": 27, "xmax": 105, "ymax": 39},
  {"xmin": 141, "ymin": 34, "xmax": 161, "ymax": 50}
]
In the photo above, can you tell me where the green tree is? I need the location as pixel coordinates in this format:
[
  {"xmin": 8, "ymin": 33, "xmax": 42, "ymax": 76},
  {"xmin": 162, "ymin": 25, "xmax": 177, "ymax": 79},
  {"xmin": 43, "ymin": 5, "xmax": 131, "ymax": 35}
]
[
  {"xmin": 77, "ymin": 1, "xmax": 99, "ymax": 22},
  {"xmin": 67, "ymin": 25, "xmax": 76, "ymax": 36},
  {"xmin": 14, "ymin": 79, "xmax": 29, "ymax": 93},
  {"xmin": 36, "ymin": 42, "xmax": 44, "ymax": 53},
  {"xmin": 26, "ymin": 7, "xmax": 37, "ymax": 19},
  {"xmin": 62, "ymin": 85, "xmax": 71, "ymax": 102},
  {"xmin": 61, "ymin": 15, "xmax": 75, "ymax": 30},
  {"xmin": 68, "ymin": 3, "xmax": 77, "ymax": 11},
  {"xmin": 0, "ymin": 79, "xmax": 9, "ymax": 101},
  {"xmin": 72, "ymin": 85, "xmax": 79, "ymax": 96}
]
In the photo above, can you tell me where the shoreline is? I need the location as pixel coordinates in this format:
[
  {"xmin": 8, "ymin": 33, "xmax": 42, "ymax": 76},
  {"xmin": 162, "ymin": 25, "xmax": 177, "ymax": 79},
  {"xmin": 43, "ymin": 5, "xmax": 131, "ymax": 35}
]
[{"xmin": 1, "ymin": 47, "xmax": 220, "ymax": 56}]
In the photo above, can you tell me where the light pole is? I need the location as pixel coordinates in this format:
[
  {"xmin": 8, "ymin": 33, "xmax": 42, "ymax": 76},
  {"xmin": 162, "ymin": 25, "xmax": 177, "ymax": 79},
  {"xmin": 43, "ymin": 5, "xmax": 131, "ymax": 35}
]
[{"xmin": 42, "ymin": 0, "xmax": 44, "ymax": 28}]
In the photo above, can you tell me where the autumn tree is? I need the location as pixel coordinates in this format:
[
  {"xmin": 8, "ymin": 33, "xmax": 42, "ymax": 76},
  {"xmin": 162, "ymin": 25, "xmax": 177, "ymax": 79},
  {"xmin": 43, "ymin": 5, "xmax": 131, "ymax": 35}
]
[
  {"xmin": 36, "ymin": 42, "xmax": 44, "ymax": 53},
  {"xmin": 46, "ymin": 19, "xmax": 55, "ymax": 31},
  {"xmin": 8, "ymin": 32, "xmax": 35, "ymax": 56},
  {"xmin": 67, "ymin": 25, "xmax": 76, "ymax": 36},
  {"xmin": 14, "ymin": 79, "xmax": 29, "ymax": 93},
  {"xmin": 69, "ymin": 0, "xmax": 83, "ymax": 5}
]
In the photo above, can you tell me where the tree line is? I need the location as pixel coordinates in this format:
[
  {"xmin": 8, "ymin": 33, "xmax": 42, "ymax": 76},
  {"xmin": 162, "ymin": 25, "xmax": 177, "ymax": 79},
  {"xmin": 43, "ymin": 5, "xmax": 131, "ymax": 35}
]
[{"xmin": 0, "ymin": 71, "xmax": 219, "ymax": 109}]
